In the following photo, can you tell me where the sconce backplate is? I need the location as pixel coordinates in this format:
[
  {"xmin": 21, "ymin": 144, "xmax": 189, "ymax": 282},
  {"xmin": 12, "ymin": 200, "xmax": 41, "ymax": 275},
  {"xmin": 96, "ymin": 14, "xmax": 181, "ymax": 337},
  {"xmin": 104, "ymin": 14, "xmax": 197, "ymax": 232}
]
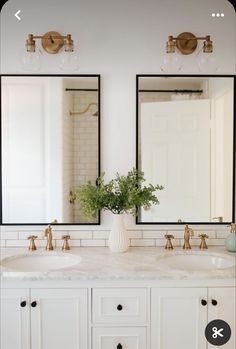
[
  {"xmin": 41, "ymin": 31, "xmax": 64, "ymax": 54},
  {"xmin": 176, "ymin": 32, "xmax": 198, "ymax": 55}
]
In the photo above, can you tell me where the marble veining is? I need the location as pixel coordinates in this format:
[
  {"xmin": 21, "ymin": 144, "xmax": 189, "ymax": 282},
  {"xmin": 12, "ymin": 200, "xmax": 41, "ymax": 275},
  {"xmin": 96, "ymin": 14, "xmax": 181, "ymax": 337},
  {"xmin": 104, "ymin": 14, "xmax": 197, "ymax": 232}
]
[{"xmin": 0, "ymin": 247, "xmax": 235, "ymax": 281}]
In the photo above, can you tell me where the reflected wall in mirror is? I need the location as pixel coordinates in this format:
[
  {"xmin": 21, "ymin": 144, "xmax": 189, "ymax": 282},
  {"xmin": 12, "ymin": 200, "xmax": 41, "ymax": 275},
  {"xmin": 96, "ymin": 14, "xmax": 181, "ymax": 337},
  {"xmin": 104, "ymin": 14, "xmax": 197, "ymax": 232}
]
[
  {"xmin": 1, "ymin": 75, "xmax": 100, "ymax": 224},
  {"xmin": 137, "ymin": 75, "xmax": 235, "ymax": 224}
]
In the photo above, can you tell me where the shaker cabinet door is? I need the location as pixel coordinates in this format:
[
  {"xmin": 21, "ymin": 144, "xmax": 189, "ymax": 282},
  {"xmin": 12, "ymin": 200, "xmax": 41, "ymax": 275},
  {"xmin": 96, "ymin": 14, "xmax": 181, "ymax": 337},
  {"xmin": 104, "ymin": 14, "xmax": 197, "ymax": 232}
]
[
  {"xmin": 151, "ymin": 287, "xmax": 208, "ymax": 349},
  {"xmin": 0, "ymin": 289, "xmax": 30, "ymax": 349},
  {"xmin": 208, "ymin": 287, "xmax": 236, "ymax": 349},
  {"xmin": 31, "ymin": 288, "xmax": 87, "ymax": 349}
]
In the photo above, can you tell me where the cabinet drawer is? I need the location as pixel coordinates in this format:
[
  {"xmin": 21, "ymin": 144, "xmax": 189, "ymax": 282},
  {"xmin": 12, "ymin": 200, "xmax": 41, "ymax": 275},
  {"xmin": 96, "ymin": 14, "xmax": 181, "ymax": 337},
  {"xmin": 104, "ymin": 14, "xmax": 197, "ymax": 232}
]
[
  {"xmin": 92, "ymin": 288, "xmax": 147, "ymax": 324},
  {"xmin": 93, "ymin": 327, "xmax": 147, "ymax": 349}
]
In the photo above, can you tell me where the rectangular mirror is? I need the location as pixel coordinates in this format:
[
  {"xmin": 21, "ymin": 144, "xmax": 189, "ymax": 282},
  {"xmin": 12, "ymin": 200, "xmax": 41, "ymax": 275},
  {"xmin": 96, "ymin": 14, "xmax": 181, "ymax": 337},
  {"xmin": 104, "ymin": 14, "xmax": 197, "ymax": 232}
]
[
  {"xmin": 137, "ymin": 75, "xmax": 235, "ymax": 224},
  {"xmin": 1, "ymin": 75, "xmax": 100, "ymax": 225}
]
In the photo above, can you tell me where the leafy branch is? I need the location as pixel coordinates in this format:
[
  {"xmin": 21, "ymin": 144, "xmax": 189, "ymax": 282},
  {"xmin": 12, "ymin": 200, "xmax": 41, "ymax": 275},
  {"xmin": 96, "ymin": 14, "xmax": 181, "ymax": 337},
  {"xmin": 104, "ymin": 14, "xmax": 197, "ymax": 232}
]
[{"xmin": 72, "ymin": 168, "xmax": 164, "ymax": 218}]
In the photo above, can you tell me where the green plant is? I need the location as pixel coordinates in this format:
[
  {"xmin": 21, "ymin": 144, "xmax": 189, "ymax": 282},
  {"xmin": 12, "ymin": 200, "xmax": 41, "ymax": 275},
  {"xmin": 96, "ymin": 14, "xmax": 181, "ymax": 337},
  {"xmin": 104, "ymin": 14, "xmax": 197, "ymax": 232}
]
[{"xmin": 73, "ymin": 168, "xmax": 164, "ymax": 218}]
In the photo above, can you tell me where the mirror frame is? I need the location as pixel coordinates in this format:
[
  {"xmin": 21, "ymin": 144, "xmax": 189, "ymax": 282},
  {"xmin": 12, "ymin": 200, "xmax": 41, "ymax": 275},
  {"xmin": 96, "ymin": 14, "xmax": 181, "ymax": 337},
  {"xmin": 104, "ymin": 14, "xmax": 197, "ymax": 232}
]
[
  {"xmin": 0, "ymin": 74, "xmax": 101, "ymax": 226},
  {"xmin": 136, "ymin": 74, "xmax": 236, "ymax": 225}
]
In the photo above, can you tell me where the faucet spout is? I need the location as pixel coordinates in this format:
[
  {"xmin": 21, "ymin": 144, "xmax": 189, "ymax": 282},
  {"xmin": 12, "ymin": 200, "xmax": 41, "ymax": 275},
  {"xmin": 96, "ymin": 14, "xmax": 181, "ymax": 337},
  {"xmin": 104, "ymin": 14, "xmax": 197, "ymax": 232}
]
[
  {"xmin": 183, "ymin": 224, "xmax": 194, "ymax": 249},
  {"xmin": 44, "ymin": 224, "xmax": 54, "ymax": 250}
]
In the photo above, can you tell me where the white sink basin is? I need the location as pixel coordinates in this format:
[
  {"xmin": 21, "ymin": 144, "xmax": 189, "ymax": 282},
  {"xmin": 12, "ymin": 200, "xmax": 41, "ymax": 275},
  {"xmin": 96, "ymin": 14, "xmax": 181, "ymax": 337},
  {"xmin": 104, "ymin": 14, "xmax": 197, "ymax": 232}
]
[
  {"xmin": 1, "ymin": 252, "xmax": 81, "ymax": 272},
  {"xmin": 156, "ymin": 252, "xmax": 236, "ymax": 271}
]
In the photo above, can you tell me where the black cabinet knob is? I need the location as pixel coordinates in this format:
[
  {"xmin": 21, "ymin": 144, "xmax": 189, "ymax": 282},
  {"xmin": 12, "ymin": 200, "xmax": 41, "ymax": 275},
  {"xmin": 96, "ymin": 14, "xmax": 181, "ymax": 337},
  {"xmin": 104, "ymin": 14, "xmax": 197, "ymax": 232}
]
[
  {"xmin": 117, "ymin": 304, "xmax": 123, "ymax": 311},
  {"xmin": 201, "ymin": 299, "xmax": 207, "ymax": 306},
  {"xmin": 117, "ymin": 344, "xmax": 122, "ymax": 349},
  {"xmin": 212, "ymin": 299, "xmax": 218, "ymax": 306},
  {"xmin": 20, "ymin": 301, "xmax": 26, "ymax": 307},
  {"xmin": 31, "ymin": 301, "xmax": 37, "ymax": 308}
]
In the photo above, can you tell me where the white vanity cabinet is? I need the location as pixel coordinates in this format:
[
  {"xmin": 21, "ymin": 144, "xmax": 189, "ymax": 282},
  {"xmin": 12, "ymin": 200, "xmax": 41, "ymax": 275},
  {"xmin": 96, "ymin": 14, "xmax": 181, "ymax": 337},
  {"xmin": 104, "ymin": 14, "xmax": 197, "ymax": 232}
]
[
  {"xmin": 151, "ymin": 287, "xmax": 236, "ymax": 349},
  {"xmin": 1, "ymin": 284, "xmax": 235, "ymax": 349},
  {"xmin": 0, "ymin": 288, "xmax": 87, "ymax": 349}
]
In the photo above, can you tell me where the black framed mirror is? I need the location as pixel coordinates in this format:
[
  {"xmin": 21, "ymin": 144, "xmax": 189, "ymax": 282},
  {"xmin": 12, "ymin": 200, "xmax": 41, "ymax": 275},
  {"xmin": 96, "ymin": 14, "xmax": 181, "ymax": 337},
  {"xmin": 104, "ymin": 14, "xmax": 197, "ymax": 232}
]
[
  {"xmin": 136, "ymin": 75, "xmax": 235, "ymax": 224},
  {"xmin": 0, "ymin": 74, "xmax": 101, "ymax": 225}
]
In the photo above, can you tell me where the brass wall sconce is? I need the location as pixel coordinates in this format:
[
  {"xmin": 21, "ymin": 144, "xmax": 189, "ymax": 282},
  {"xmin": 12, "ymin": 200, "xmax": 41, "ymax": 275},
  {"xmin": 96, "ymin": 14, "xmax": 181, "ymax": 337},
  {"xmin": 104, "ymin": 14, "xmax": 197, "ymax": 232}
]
[
  {"xmin": 22, "ymin": 31, "xmax": 79, "ymax": 71},
  {"xmin": 166, "ymin": 32, "xmax": 213, "ymax": 55},
  {"xmin": 26, "ymin": 31, "xmax": 74, "ymax": 54},
  {"xmin": 161, "ymin": 31, "xmax": 216, "ymax": 73}
]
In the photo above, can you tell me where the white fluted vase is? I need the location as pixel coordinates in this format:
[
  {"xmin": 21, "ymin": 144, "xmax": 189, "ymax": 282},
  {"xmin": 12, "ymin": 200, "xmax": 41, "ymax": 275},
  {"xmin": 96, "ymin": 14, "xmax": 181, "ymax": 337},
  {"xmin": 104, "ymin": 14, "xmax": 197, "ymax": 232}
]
[{"xmin": 108, "ymin": 213, "xmax": 129, "ymax": 253}]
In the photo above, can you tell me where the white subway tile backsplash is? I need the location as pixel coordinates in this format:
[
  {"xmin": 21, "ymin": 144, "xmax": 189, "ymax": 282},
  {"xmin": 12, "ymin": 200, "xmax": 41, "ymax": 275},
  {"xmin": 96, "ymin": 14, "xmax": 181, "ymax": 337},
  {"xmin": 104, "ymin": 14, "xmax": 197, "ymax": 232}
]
[
  {"xmin": 1, "ymin": 231, "xmax": 18, "ymax": 239},
  {"xmin": 81, "ymin": 239, "xmax": 106, "ymax": 247},
  {"xmin": 93, "ymin": 231, "xmax": 109, "ymax": 239},
  {"xmin": 216, "ymin": 230, "xmax": 230, "ymax": 238},
  {"xmin": 53, "ymin": 231, "xmax": 92, "ymax": 240},
  {"xmin": 131, "ymin": 239, "xmax": 155, "ymax": 247}
]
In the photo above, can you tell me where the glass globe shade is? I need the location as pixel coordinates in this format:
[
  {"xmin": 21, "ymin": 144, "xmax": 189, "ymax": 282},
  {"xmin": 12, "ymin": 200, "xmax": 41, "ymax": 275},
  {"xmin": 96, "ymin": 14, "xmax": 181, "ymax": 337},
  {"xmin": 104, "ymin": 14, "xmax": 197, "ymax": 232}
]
[
  {"xmin": 160, "ymin": 52, "xmax": 183, "ymax": 73},
  {"xmin": 59, "ymin": 51, "xmax": 79, "ymax": 71}
]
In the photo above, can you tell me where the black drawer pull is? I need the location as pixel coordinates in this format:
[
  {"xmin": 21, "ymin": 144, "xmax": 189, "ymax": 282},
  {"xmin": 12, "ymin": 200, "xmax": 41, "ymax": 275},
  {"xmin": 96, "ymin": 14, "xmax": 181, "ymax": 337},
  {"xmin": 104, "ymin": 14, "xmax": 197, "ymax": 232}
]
[
  {"xmin": 20, "ymin": 301, "xmax": 26, "ymax": 307},
  {"xmin": 117, "ymin": 344, "xmax": 122, "ymax": 349},
  {"xmin": 201, "ymin": 299, "xmax": 207, "ymax": 306},
  {"xmin": 117, "ymin": 304, "xmax": 123, "ymax": 311},
  {"xmin": 31, "ymin": 301, "xmax": 37, "ymax": 308},
  {"xmin": 212, "ymin": 299, "xmax": 218, "ymax": 306}
]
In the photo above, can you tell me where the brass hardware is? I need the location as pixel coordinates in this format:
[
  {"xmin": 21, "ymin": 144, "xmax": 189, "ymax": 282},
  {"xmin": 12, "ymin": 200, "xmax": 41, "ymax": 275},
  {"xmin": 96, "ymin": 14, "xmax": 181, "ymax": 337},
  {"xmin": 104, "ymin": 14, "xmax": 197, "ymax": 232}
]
[
  {"xmin": 212, "ymin": 216, "xmax": 223, "ymax": 222},
  {"xmin": 166, "ymin": 32, "xmax": 213, "ymax": 55},
  {"xmin": 70, "ymin": 103, "xmax": 98, "ymax": 116},
  {"xmin": 27, "ymin": 235, "xmax": 38, "ymax": 251},
  {"xmin": 26, "ymin": 34, "xmax": 36, "ymax": 52},
  {"xmin": 25, "ymin": 31, "xmax": 74, "ymax": 54},
  {"xmin": 176, "ymin": 32, "xmax": 198, "ymax": 55},
  {"xmin": 183, "ymin": 224, "xmax": 194, "ymax": 249},
  {"xmin": 165, "ymin": 234, "xmax": 174, "ymax": 250},
  {"xmin": 41, "ymin": 31, "xmax": 64, "ymax": 54},
  {"xmin": 62, "ymin": 235, "xmax": 71, "ymax": 251},
  {"xmin": 199, "ymin": 234, "xmax": 208, "ymax": 249},
  {"xmin": 44, "ymin": 225, "xmax": 54, "ymax": 250}
]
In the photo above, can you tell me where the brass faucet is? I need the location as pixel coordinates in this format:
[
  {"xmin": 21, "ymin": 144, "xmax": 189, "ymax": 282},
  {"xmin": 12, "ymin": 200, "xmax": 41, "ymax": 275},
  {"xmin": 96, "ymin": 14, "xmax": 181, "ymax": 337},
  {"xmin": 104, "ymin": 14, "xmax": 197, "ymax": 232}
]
[
  {"xmin": 62, "ymin": 235, "xmax": 71, "ymax": 251},
  {"xmin": 183, "ymin": 224, "xmax": 194, "ymax": 249},
  {"xmin": 165, "ymin": 234, "xmax": 174, "ymax": 250},
  {"xmin": 199, "ymin": 234, "xmax": 208, "ymax": 249},
  {"xmin": 28, "ymin": 235, "xmax": 38, "ymax": 251},
  {"xmin": 44, "ymin": 224, "xmax": 54, "ymax": 250}
]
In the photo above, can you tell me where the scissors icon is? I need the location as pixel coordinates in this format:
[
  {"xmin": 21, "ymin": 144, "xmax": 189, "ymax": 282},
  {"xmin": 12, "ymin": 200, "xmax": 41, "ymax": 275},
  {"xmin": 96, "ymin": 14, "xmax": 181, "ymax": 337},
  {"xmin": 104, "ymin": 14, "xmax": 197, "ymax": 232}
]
[{"xmin": 212, "ymin": 327, "xmax": 224, "ymax": 338}]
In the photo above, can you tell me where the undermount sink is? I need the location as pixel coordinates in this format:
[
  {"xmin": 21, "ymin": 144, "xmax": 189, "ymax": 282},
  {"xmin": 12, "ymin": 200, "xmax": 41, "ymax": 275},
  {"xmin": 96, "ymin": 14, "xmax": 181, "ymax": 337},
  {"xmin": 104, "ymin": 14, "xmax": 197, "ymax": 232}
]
[
  {"xmin": 156, "ymin": 252, "xmax": 236, "ymax": 271},
  {"xmin": 0, "ymin": 252, "xmax": 81, "ymax": 272}
]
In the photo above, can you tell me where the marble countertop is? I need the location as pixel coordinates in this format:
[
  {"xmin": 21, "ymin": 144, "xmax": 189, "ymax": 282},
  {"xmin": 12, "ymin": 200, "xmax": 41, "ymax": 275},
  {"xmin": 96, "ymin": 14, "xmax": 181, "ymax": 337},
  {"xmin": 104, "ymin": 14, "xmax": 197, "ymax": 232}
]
[{"xmin": 0, "ymin": 247, "xmax": 236, "ymax": 282}]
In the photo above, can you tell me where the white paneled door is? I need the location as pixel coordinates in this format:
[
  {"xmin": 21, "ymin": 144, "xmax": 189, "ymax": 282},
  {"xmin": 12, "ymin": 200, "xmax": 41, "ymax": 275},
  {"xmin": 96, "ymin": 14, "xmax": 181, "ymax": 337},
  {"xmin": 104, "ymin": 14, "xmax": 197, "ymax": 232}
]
[
  {"xmin": 0, "ymin": 289, "xmax": 30, "ymax": 349},
  {"xmin": 208, "ymin": 288, "xmax": 236, "ymax": 349},
  {"xmin": 151, "ymin": 287, "xmax": 208, "ymax": 349},
  {"xmin": 30, "ymin": 288, "xmax": 87, "ymax": 349},
  {"xmin": 141, "ymin": 99, "xmax": 211, "ymax": 222}
]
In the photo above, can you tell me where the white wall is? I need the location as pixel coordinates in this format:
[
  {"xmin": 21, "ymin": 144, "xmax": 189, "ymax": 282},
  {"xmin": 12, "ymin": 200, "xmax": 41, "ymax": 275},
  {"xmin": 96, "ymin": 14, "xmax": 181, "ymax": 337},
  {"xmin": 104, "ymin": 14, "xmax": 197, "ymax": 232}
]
[{"xmin": 0, "ymin": 0, "xmax": 235, "ymax": 229}]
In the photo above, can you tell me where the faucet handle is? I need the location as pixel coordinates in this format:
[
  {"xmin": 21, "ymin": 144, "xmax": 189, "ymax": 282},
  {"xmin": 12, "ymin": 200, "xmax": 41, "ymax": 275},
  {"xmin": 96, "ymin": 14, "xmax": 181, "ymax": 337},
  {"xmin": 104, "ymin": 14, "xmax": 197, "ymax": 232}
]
[
  {"xmin": 199, "ymin": 234, "xmax": 208, "ymax": 249},
  {"xmin": 164, "ymin": 234, "xmax": 174, "ymax": 250},
  {"xmin": 62, "ymin": 235, "xmax": 71, "ymax": 251},
  {"xmin": 27, "ymin": 235, "xmax": 38, "ymax": 251}
]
